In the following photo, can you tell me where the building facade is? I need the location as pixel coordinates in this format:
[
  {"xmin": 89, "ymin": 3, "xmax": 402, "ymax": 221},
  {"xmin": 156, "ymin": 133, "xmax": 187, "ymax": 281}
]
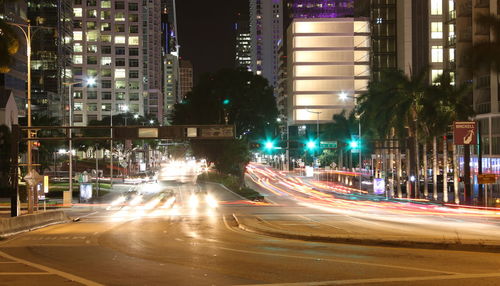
[
  {"xmin": 179, "ymin": 60, "xmax": 193, "ymax": 102},
  {"xmin": 235, "ymin": 19, "xmax": 252, "ymax": 70},
  {"xmin": 286, "ymin": 18, "xmax": 370, "ymax": 125},
  {"xmin": 249, "ymin": 0, "xmax": 283, "ymax": 87},
  {"xmin": 161, "ymin": 0, "xmax": 179, "ymax": 125}
]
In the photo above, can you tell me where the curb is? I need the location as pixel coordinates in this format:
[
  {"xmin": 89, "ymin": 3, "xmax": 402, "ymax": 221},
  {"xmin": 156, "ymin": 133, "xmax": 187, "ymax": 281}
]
[
  {"xmin": 0, "ymin": 210, "xmax": 71, "ymax": 238},
  {"xmin": 232, "ymin": 213, "xmax": 500, "ymax": 253}
]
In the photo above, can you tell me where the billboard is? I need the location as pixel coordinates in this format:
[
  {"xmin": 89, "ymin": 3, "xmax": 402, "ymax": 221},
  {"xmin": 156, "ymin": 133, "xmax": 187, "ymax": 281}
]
[{"xmin": 453, "ymin": 121, "xmax": 477, "ymax": 145}]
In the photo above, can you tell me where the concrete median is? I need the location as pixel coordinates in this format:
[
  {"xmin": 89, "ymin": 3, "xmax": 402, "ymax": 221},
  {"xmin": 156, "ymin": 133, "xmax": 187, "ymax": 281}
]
[
  {"xmin": 232, "ymin": 213, "xmax": 500, "ymax": 253},
  {"xmin": 0, "ymin": 210, "xmax": 70, "ymax": 237}
]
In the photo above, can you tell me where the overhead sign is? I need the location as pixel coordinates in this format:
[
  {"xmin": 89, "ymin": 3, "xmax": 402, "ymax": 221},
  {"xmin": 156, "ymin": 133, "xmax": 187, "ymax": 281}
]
[
  {"xmin": 320, "ymin": 141, "xmax": 337, "ymax": 149},
  {"xmin": 453, "ymin": 121, "xmax": 477, "ymax": 145},
  {"xmin": 200, "ymin": 126, "xmax": 234, "ymax": 138},
  {"xmin": 478, "ymin": 174, "xmax": 496, "ymax": 184}
]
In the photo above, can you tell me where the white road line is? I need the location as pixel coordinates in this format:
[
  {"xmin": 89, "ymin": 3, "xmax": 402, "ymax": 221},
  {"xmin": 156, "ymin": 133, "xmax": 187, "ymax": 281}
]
[
  {"xmin": 0, "ymin": 250, "xmax": 104, "ymax": 286},
  {"xmin": 215, "ymin": 246, "xmax": 459, "ymax": 275},
  {"xmin": 0, "ymin": 261, "xmax": 18, "ymax": 264},
  {"xmin": 0, "ymin": 272, "xmax": 51, "ymax": 275},
  {"xmin": 236, "ymin": 272, "xmax": 500, "ymax": 286}
]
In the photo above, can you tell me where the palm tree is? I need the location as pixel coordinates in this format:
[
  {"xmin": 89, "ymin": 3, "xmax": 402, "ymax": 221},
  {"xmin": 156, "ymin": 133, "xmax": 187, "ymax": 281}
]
[
  {"xmin": 472, "ymin": 14, "xmax": 500, "ymax": 71},
  {"xmin": 324, "ymin": 110, "xmax": 358, "ymax": 169},
  {"xmin": 0, "ymin": 0, "xmax": 20, "ymax": 73}
]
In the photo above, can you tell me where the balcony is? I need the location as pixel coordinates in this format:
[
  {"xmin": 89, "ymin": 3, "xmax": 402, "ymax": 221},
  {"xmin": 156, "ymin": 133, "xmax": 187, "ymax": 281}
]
[{"xmin": 475, "ymin": 102, "xmax": 491, "ymax": 114}]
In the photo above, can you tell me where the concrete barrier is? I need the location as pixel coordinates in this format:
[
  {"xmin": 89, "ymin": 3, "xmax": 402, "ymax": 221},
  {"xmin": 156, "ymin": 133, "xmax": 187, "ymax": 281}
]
[{"xmin": 0, "ymin": 210, "xmax": 70, "ymax": 237}]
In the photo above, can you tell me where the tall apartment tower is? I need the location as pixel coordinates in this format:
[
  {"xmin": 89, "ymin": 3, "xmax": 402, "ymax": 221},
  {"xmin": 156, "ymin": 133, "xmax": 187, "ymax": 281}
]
[
  {"xmin": 249, "ymin": 0, "xmax": 283, "ymax": 87},
  {"xmin": 28, "ymin": 0, "xmax": 73, "ymax": 121},
  {"xmin": 72, "ymin": 0, "xmax": 162, "ymax": 126},
  {"xmin": 235, "ymin": 19, "xmax": 252, "ymax": 70},
  {"xmin": 179, "ymin": 60, "xmax": 193, "ymax": 102},
  {"xmin": 161, "ymin": 0, "xmax": 179, "ymax": 125}
]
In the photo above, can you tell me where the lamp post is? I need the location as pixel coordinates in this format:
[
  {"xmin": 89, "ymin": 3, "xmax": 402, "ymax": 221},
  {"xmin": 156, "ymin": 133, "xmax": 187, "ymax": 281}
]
[{"xmin": 63, "ymin": 78, "xmax": 96, "ymax": 205}]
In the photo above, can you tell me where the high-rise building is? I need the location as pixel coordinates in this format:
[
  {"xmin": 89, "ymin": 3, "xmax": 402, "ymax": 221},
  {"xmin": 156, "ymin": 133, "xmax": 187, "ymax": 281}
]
[
  {"xmin": 0, "ymin": 1, "xmax": 27, "ymax": 115},
  {"xmin": 290, "ymin": 0, "xmax": 354, "ymax": 18},
  {"xmin": 179, "ymin": 60, "xmax": 193, "ymax": 101},
  {"xmin": 286, "ymin": 18, "xmax": 370, "ymax": 125},
  {"xmin": 28, "ymin": 0, "xmax": 73, "ymax": 121},
  {"xmin": 161, "ymin": 0, "xmax": 179, "ymax": 125},
  {"xmin": 249, "ymin": 0, "xmax": 283, "ymax": 87},
  {"xmin": 71, "ymin": 0, "xmax": 163, "ymax": 126},
  {"xmin": 235, "ymin": 19, "xmax": 252, "ymax": 70}
]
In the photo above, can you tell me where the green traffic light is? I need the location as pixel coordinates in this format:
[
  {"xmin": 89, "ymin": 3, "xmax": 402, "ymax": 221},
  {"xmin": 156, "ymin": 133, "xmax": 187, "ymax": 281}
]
[
  {"xmin": 265, "ymin": 141, "xmax": 274, "ymax": 150},
  {"xmin": 307, "ymin": 140, "xmax": 316, "ymax": 150},
  {"xmin": 223, "ymin": 99, "xmax": 230, "ymax": 105},
  {"xmin": 349, "ymin": 140, "xmax": 359, "ymax": 149}
]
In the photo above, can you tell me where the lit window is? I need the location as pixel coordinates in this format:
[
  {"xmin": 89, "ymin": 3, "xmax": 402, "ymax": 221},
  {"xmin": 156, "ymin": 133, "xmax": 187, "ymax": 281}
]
[
  {"xmin": 87, "ymin": 31, "xmax": 99, "ymax": 42},
  {"xmin": 449, "ymin": 48, "xmax": 455, "ymax": 62},
  {"xmin": 101, "ymin": 0, "xmax": 111, "ymax": 8},
  {"xmin": 73, "ymin": 31, "xmax": 82, "ymax": 41},
  {"xmin": 115, "ymin": 12, "xmax": 125, "ymax": 21},
  {"xmin": 115, "ymin": 80, "xmax": 127, "ymax": 89},
  {"xmin": 431, "ymin": 46, "xmax": 443, "ymax": 62},
  {"xmin": 115, "ymin": 36, "xmax": 126, "ymax": 44},
  {"xmin": 101, "ymin": 57, "xmax": 112, "ymax": 66},
  {"xmin": 432, "ymin": 69, "xmax": 443, "ymax": 82},
  {"xmin": 128, "ymin": 36, "xmax": 139, "ymax": 45},
  {"xmin": 431, "ymin": 0, "xmax": 442, "ymax": 15},
  {"xmin": 431, "ymin": 22, "xmax": 443, "ymax": 39},
  {"xmin": 115, "ymin": 69, "xmax": 126, "ymax": 78},
  {"xmin": 73, "ymin": 8, "xmax": 82, "ymax": 17},
  {"xmin": 73, "ymin": 43, "xmax": 82, "ymax": 53},
  {"xmin": 73, "ymin": 55, "xmax": 83, "ymax": 64},
  {"xmin": 449, "ymin": 24, "xmax": 455, "ymax": 38},
  {"xmin": 449, "ymin": 0, "xmax": 455, "ymax": 11},
  {"xmin": 74, "ymin": 103, "xmax": 83, "ymax": 111},
  {"xmin": 101, "ymin": 35, "xmax": 112, "ymax": 43}
]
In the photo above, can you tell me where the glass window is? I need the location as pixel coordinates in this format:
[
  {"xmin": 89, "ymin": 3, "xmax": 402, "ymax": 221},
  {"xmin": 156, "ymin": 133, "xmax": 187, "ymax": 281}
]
[
  {"xmin": 73, "ymin": 20, "xmax": 82, "ymax": 28},
  {"xmin": 74, "ymin": 103, "xmax": 83, "ymax": 111},
  {"xmin": 101, "ymin": 69, "xmax": 112, "ymax": 77},
  {"xmin": 449, "ymin": 24, "xmax": 455, "ymax": 38},
  {"xmin": 102, "ymin": 92, "xmax": 112, "ymax": 100},
  {"xmin": 117, "ymin": 104, "xmax": 128, "ymax": 112},
  {"xmin": 129, "ymin": 82, "xmax": 140, "ymax": 90},
  {"xmin": 115, "ymin": 81, "xmax": 127, "ymax": 89},
  {"xmin": 101, "ymin": 57, "xmax": 112, "ymax": 66},
  {"xmin": 116, "ymin": 58, "xmax": 126, "ymax": 66},
  {"xmin": 87, "ymin": 56, "xmax": 97, "ymax": 65},
  {"xmin": 431, "ymin": 46, "xmax": 443, "ymax": 62},
  {"xmin": 129, "ymin": 48, "xmax": 139, "ymax": 56},
  {"xmin": 87, "ymin": 9, "xmax": 97, "ymax": 18},
  {"xmin": 74, "ymin": 0, "xmax": 82, "ymax": 4},
  {"xmin": 101, "ymin": 11, "xmax": 111, "ymax": 20},
  {"xmin": 115, "ymin": 36, "xmax": 126, "ymax": 44},
  {"xmin": 74, "ymin": 114, "xmax": 83, "ymax": 123},
  {"xmin": 431, "ymin": 0, "xmax": 442, "ymax": 15},
  {"xmin": 115, "ymin": 47, "xmax": 126, "ymax": 55},
  {"xmin": 102, "ymin": 46, "xmax": 111, "ymax": 54},
  {"xmin": 129, "ymin": 25, "xmax": 138, "ymax": 33},
  {"xmin": 116, "ymin": 92, "xmax": 126, "ymax": 100},
  {"xmin": 86, "ymin": 21, "xmax": 96, "ymax": 29},
  {"xmin": 87, "ymin": 91, "xmax": 97, "ymax": 99},
  {"xmin": 431, "ymin": 22, "xmax": 443, "ymax": 39},
  {"xmin": 101, "ymin": 35, "xmax": 112, "ymax": 43},
  {"xmin": 129, "ymin": 70, "xmax": 139, "ymax": 78},
  {"xmin": 87, "ymin": 45, "xmax": 97, "ymax": 53},
  {"xmin": 73, "ymin": 31, "xmax": 83, "ymax": 41},
  {"xmin": 115, "ymin": 69, "xmax": 126, "ymax": 78},
  {"xmin": 115, "ymin": 1, "xmax": 125, "ymax": 9},
  {"xmin": 128, "ymin": 36, "xmax": 139, "ymax": 45},
  {"xmin": 73, "ymin": 55, "xmax": 83, "ymax": 64},
  {"xmin": 102, "ymin": 80, "xmax": 112, "ymax": 88},
  {"xmin": 73, "ymin": 91, "xmax": 83, "ymax": 99},
  {"xmin": 129, "ymin": 14, "xmax": 138, "ymax": 22},
  {"xmin": 73, "ymin": 67, "xmax": 83, "ymax": 76},
  {"xmin": 87, "ymin": 31, "xmax": 99, "ymax": 42},
  {"xmin": 74, "ymin": 43, "xmax": 83, "ymax": 53},
  {"xmin": 87, "ymin": 0, "xmax": 97, "ymax": 6},
  {"xmin": 102, "ymin": 103, "xmax": 111, "ymax": 111},
  {"xmin": 449, "ymin": 48, "xmax": 455, "ymax": 62},
  {"xmin": 129, "ymin": 59, "xmax": 139, "ymax": 67},
  {"xmin": 101, "ymin": 23, "xmax": 111, "ymax": 31},
  {"xmin": 128, "ymin": 3, "xmax": 138, "ymax": 11},
  {"xmin": 432, "ymin": 69, "xmax": 443, "ymax": 82},
  {"xmin": 129, "ymin": 93, "xmax": 139, "ymax": 101},
  {"xmin": 87, "ymin": 69, "xmax": 98, "ymax": 77},
  {"xmin": 87, "ymin": 103, "xmax": 98, "ymax": 112},
  {"xmin": 115, "ymin": 12, "xmax": 125, "ymax": 21},
  {"xmin": 73, "ymin": 8, "xmax": 82, "ymax": 17},
  {"xmin": 101, "ymin": 0, "xmax": 111, "ymax": 8},
  {"xmin": 116, "ymin": 24, "xmax": 125, "ymax": 33},
  {"xmin": 130, "ymin": 104, "xmax": 139, "ymax": 113}
]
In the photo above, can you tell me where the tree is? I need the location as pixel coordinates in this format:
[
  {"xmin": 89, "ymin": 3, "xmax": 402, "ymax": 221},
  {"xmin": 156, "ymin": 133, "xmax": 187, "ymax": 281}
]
[
  {"xmin": 0, "ymin": 0, "xmax": 20, "ymax": 73},
  {"xmin": 323, "ymin": 110, "xmax": 358, "ymax": 168},
  {"xmin": 471, "ymin": 14, "xmax": 500, "ymax": 71}
]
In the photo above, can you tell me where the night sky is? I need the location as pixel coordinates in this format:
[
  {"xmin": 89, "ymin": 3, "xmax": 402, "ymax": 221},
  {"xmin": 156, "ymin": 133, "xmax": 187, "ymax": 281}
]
[{"xmin": 176, "ymin": 0, "xmax": 249, "ymax": 83}]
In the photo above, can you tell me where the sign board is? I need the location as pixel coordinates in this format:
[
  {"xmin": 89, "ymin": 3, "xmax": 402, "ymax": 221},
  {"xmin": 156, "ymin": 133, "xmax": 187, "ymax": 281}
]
[
  {"xmin": 373, "ymin": 178, "xmax": 385, "ymax": 195},
  {"xmin": 43, "ymin": 176, "xmax": 49, "ymax": 193},
  {"xmin": 186, "ymin": 127, "xmax": 197, "ymax": 138},
  {"xmin": 305, "ymin": 166, "xmax": 314, "ymax": 177},
  {"xmin": 320, "ymin": 141, "xmax": 337, "ymax": 149},
  {"xmin": 478, "ymin": 174, "xmax": 496, "ymax": 184},
  {"xmin": 200, "ymin": 126, "xmax": 234, "ymax": 138},
  {"xmin": 138, "ymin": 128, "xmax": 158, "ymax": 138},
  {"xmin": 453, "ymin": 121, "xmax": 477, "ymax": 145}
]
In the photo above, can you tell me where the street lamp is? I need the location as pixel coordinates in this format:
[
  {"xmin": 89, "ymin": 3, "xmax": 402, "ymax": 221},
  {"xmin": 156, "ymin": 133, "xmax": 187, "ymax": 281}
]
[{"xmin": 63, "ymin": 77, "xmax": 96, "ymax": 206}]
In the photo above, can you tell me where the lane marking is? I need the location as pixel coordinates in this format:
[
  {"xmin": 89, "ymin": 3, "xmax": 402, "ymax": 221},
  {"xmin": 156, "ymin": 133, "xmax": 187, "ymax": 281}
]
[
  {"xmin": 214, "ymin": 246, "xmax": 459, "ymax": 275},
  {"xmin": 0, "ymin": 261, "xmax": 18, "ymax": 264},
  {"xmin": 0, "ymin": 250, "xmax": 104, "ymax": 286},
  {"xmin": 0, "ymin": 272, "xmax": 51, "ymax": 275},
  {"xmin": 236, "ymin": 272, "xmax": 500, "ymax": 286}
]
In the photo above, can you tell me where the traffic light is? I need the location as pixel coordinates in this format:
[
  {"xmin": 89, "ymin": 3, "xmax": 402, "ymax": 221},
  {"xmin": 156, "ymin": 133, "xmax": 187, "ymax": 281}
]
[
  {"xmin": 349, "ymin": 139, "xmax": 359, "ymax": 149},
  {"xmin": 306, "ymin": 140, "xmax": 317, "ymax": 151},
  {"xmin": 222, "ymin": 99, "xmax": 230, "ymax": 105},
  {"xmin": 265, "ymin": 141, "xmax": 274, "ymax": 150}
]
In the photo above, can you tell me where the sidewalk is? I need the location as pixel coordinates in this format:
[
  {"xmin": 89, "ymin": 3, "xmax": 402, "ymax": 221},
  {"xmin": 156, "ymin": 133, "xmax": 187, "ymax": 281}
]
[{"xmin": 232, "ymin": 213, "xmax": 500, "ymax": 252}]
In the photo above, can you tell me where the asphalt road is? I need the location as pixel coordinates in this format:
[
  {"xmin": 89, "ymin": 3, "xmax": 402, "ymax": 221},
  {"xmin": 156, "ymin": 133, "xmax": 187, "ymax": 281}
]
[{"xmin": 1, "ymin": 165, "xmax": 500, "ymax": 285}]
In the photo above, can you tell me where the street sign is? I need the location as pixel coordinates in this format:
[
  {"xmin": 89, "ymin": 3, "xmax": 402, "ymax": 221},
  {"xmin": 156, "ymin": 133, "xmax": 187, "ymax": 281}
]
[
  {"xmin": 200, "ymin": 126, "xmax": 234, "ymax": 138},
  {"xmin": 478, "ymin": 174, "xmax": 496, "ymax": 184},
  {"xmin": 320, "ymin": 141, "xmax": 337, "ymax": 149},
  {"xmin": 453, "ymin": 121, "xmax": 477, "ymax": 145}
]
